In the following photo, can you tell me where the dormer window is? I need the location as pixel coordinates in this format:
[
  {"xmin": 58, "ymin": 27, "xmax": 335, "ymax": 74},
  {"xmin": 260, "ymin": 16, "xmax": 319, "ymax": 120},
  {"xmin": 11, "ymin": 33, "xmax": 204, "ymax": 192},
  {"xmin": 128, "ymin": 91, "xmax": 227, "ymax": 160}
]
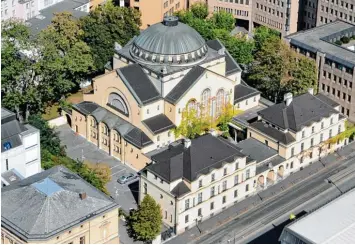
[
  {"xmin": 211, "ymin": 173, "xmax": 215, "ymax": 182},
  {"xmin": 302, "ymin": 131, "xmax": 305, "ymax": 138}
]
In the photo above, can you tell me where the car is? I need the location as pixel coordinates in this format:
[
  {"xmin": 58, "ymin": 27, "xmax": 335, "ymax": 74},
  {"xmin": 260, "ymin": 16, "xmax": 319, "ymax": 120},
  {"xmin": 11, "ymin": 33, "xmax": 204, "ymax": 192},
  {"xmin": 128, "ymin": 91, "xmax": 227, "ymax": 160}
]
[{"xmin": 117, "ymin": 173, "xmax": 137, "ymax": 184}]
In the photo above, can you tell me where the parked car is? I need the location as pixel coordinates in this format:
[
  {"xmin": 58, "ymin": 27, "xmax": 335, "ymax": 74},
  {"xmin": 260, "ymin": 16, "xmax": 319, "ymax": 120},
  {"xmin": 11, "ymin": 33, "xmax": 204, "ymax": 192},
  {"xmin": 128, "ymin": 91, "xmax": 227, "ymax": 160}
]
[{"xmin": 117, "ymin": 173, "xmax": 137, "ymax": 184}]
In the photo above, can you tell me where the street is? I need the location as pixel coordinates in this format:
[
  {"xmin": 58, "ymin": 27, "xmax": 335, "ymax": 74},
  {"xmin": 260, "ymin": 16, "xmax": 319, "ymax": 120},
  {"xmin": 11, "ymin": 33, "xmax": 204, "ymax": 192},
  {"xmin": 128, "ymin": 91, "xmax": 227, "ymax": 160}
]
[{"xmin": 166, "ymin": 142, "xmax": 355, "ymax": 244}]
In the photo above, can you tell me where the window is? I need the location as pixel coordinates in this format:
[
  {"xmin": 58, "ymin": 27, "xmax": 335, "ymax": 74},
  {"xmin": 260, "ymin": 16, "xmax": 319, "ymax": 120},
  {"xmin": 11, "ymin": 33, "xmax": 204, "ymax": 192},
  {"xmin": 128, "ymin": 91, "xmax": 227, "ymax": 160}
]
[
  {"xmin": 198, "ymin": 192, "xmax": 202, "ymax": 204},
  {"xmin": 211, "ymin": 173, "xmax": 215, "ymax": 182},
  {"xmin": 216, "ymin": 89, "xmax": 225, "ymax": 115},
  {"xmin": 223, "ymin": 168, "xmax": 227, "ymax": 176},
  {"xmin": 222, "ymin": 196, "xmax": 226, "ymax": 204},
  {"xmin": 6, "ymin": 159, "xmax": 9, "ymax": 171},
  {"xmin": 210, "ymin": 186, "xmax": 215, "ymax": 197},
  {"xmin": 235, "ymin": 162, "xmax": 238, "ymax": 170},
  {"xmin": 312, "ymin": 126, "xmax": 315, "ymax": 133},
  {"xmin": 157, "ymin": 136, "xmax": 160, "ymax": 142},
  {"xmin": 343, "ymin": 92, "xmax": 346, "ymax": 100},
  {"xmin": 185, "ymin": 199, "xmax": 190, "ymax": 210},
  {"xmin": 210, "ymin": 202, "xmax": 214, "ymax": 210},
  {"xmin": 245, "ymin": 184, "xmax": 249, "ymax": 192},
  {"xmin": 330, "ymin": 118, "xmax": 333, "ymax": 124},
  {"xmin": 321, "ymin": 122, "xmax": 324, "ymax": 129},
  {"xmin": 170, "ymin": 215, "xmax": 173, "ymax": 222},
  {"xmin": 311, "ymin": 138, "xmax": 314, "ymax": 147},
  {"xmin": 234, "ymin": 189, "xmax": 238, "ymax": 198},
  {"xmin": 291, "ymin": 147, "xmax": 294, "ymax": 156},
  {"xmin": 290, "ymin": 162, "xmax": 294, "ymax": 169},
  {"xmin": 222, "ymin": 180, "xmax": 227, "ymax": 191},
  {"xmin": 160, "ymin": 194, "xmax": 163, "ymax": 199},
  {"xmin": 201, "ymin": 89, "xmax": 211, "ymax": 114},
  {"xmin": 144, "ymin": 183, "xmax": 147, "ymax": 194},
  {"xmin": 234, "ymin": 175, "xmax": 239, "ymax": 186},
  {"xmin": 301, "ymin": 143, "xmax": 304, "ymax": 151},
  {"xmin": 302, "ymin": 131, "xmax": 305, "ymax": 138},
  {"xmin": 198, "ymin": 208, "xmax": 202, "ymax": 216},
  {"xmin": 329, "ymin": 129, "xmax": 333, "ymax": 138},
  {"xmin": 246, "ymin": 169, "xmax": 250, "ymax": 179},
  {"xmin": 300, "ymin": 157, "xmax": 304, "ymax": 163},
  {"xmin": 80, "ymin": 236, "xmax": 85, "ymax": 244},
  {"xmin": 265, "ymin": 140, "xmax": 268, "ymax": 146},
  {"xmin": 348, "ymin": 95, "xmax": 352, "ymax": 103},
  {"xmin": 185, "ymin": 215, "xmax": 189, "ymax": 223},
  {"xmin": 199, "ymin": 179, "xmax": 202, "ymax": 188},
  {"xmin": 338, "ymin": 125, "xmax": 342, "ymax": 134},
  {"xmin": 147, "ymin": 109, "xmax": 150, "ymax": 114},
  {"xmin": 320, "ymin": 133, "xmax": 323, "ymax": 142}
]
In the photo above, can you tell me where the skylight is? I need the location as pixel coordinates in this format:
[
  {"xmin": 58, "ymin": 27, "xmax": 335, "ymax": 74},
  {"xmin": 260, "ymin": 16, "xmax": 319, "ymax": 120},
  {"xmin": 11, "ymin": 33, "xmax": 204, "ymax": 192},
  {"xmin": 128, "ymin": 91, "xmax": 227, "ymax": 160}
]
[{"xmin": 31, "ymin": 177, "xmax": 63, "ymax": 196}]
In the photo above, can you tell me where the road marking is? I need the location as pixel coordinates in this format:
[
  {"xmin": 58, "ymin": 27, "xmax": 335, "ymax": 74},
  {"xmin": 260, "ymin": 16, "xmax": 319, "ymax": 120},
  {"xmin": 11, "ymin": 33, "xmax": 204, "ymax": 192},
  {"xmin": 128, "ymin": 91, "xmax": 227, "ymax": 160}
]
[
  {"xmin": 110, "ymin": 165, "xmax": 122, "ymax": 170},
  {"xmin": 111, "ymin": 169, "xmax": 124, "ymax": 176}
]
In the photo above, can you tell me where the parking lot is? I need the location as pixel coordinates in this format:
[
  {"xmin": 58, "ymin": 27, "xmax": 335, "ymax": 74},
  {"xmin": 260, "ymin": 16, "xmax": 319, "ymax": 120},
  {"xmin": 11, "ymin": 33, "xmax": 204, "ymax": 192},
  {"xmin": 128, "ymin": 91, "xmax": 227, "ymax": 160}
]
[{"xmin": 56, "ymin": 125, "xmax": 139, "ymax": 212}]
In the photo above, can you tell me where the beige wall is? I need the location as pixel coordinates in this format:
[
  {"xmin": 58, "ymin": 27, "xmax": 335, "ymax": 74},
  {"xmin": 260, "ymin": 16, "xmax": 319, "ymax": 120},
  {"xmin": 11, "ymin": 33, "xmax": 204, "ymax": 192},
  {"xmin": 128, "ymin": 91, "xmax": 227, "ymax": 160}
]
[{"xmin": 1, "ymin": 208, "xmax": 119, "ymax": 244}]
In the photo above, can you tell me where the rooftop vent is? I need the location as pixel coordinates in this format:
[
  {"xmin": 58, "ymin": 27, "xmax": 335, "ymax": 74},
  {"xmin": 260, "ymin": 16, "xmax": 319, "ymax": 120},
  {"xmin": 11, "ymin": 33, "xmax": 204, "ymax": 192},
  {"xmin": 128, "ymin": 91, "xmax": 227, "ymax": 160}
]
[
  {"xmin": 163, "ymin": 16, "xmax": 179, "ymax": 27},
  {"xmin": 284, "ymin": 92, "xmax": 293, "ymax": 106},
  {"xmin": 184, "ymin": 138, "xmax": 191, "ymax": 149},
  {"xmin": 79, "ymin": 192, "xmax": 87, "ymax": 200}
]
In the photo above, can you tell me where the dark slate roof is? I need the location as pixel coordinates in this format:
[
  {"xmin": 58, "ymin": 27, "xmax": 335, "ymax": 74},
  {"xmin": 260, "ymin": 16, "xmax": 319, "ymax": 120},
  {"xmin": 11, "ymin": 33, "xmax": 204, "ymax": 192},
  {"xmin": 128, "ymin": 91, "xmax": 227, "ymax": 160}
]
[
  {"xmin": 206, "ymin": 39, "xmax": 242, "ymax": 75},
  {"xmin": 147, "ymin": 134, "xmax": 246, "ymax": 183},
  {"xmin": 26, "ymin": 0, "xmax": 89, "ymax": 36},
  {"xmin": 258, "ymin": 93, "xmax": 339, "ymax": 132},
  {"xmin": 170, "ymin": 181, "xmax": 191, "ymax": 197},
  {"xmin": 1, "ymin": 108, "xmax": 15, "ymax": 122},
  {"xmin": 165, "ymin": 66, "xmax": 206, "ymax": 104},
  {"xmin": 1, "ymin": 166, "xmax": 118, "ymax": 241},
  {"xmin": 134, "ymin": 17, "xmax": 206, "ymax": 55},
  {"xmin": 234, "ymin": 83, "xmax": 260, "ymax": 104},
  {"xmin": 235, "ymin": 138, "xmax": 278, "ymax": 163},
  {"xmin": 116, "ymin": 64, "xmax": 161, "ymax": 105},
  {"xmin": 72, "ymin": 101, "xmax": 153, "ymax": 149},
  {"xmin": 142, "ymin": 114, "xmax": 175, "ymax": 135},
  {"xmin": 249, "ymin": 121, "xmax": 296, "ymax": 145},
  {"xmin": 315, "ymin": 93, "xmax": 339, "ymax": 108}
]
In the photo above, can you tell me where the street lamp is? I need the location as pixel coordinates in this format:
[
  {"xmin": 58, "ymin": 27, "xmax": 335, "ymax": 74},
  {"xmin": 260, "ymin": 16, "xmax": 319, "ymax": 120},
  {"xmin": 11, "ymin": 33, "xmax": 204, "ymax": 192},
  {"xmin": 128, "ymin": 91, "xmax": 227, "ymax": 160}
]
[{"xmin": 326, "ymin": 178, "xmax": 342, "ymax": 194}]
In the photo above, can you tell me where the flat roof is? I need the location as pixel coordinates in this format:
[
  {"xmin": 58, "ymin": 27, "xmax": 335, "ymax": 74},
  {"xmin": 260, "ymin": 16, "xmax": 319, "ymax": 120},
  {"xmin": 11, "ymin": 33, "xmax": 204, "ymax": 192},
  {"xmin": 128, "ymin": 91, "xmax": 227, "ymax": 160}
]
[
  {"xmin": 285, "ymin": 189, "xmax": 355, "ymax": 243},
  {"xmin": 286, "ymin": 20, "xmax": 355, "ymax": 68}
]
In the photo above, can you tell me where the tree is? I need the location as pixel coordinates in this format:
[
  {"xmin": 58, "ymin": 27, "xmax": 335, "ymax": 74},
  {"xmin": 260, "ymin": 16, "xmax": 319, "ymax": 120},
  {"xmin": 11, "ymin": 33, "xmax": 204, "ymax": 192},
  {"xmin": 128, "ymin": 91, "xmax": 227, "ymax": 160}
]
[
  {"xmin": 190, "ymin": 2, "xmax": 209, "ymax": 19},
  {"xmin": 81, "ymin": 1, "xmax": 141, "ymax": 72},
  {"xmin": 38, "ymin": 12, "xmax": 94, "ymax": 102},
  {"xmin": 1, "ymin": 20, "xmax": 43, "ymax": 121},
  {"xmin": 127, "ymin": 195, "xmax": 162, "ymax": 242},
  {"xmin": 247, "ymin": 36, "xmax": 317, "ymax": 103},
  {"xmin": 174, "ymin": 108, "xmax": 207, "ymax": 139},
  {"xmin": 253, "ymin": 26, "xmax": 280, "ymax": 52},
  {"xmin": 210, "ymin": 11, "xmax": 235, "ymax": 32}
]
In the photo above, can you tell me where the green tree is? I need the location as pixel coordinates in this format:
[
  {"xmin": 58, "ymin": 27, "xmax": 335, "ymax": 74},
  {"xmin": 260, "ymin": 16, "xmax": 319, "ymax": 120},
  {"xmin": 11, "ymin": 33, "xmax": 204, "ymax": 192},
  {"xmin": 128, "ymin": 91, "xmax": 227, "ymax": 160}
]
[
  {"xmin": 190, "ymin": 2, "xmax": 209, "ymax": 19},
  {"xmin": 174, "ymin": 108, "xmax": 207, "ymax": 139},
  {"xmin": 1, "ymin": 20, "xmax": 43, "ymax": 121},
  {"xmin": 127, "ymin": 195, "xmax": 162, "ymax": 242},
  {"xmin": 210, "ymin": 11, "xmax": 235, "ymax": 32},
  {"xmin": 81, "ymin": 1, "xmax": 141, "ymax": 72},
  {"xmin": 253, "ymin": 26, "xmax": 280, "ymax": 51},
  {"xmin": 38, "ymin": 12, "xmax": 94, "ymax": 102}
]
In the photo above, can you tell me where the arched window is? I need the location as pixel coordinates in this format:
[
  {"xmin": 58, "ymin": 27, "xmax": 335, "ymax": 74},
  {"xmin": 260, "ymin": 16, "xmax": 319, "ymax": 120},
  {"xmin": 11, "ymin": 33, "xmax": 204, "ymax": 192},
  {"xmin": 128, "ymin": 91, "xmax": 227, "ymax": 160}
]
[
  {"xmin": 187, "ymin": 99, "xmax": 197, "ymax": 112},
  {"xmin": 216, "ymin": 89, "xmax": 225, "ymax": 115},
  {"xmin": 201, "ymin": 89, "xmax": 211, "ymax": 112},
  {"xmin": 108, "ymin": 93, "xmax": 129, "ymax": 116},
  {"xmin": 102, "ymin": 124, "xmax": 109, "ymax": 136}
]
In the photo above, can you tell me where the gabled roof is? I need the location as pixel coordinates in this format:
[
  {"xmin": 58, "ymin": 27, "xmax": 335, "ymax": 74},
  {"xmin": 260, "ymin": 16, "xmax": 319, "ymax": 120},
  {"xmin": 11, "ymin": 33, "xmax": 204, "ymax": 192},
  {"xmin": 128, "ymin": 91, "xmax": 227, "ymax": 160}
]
[
  {"xmin": 234, "ymin": 83, "xmax": 260, "ymax": 104},
  {"xmin": 147, "ymin": 134, "xmax": 245, "ymax": 184},
  {"xmin": 1, "ymin": 166, "xmax": 118, "ymax": 241},
  {"xmin": 116, "ymin": 64, "xmax": 161, "ymax": 106},
  {"xmin": 165, "ymin": 66, "xmax": 206, "ymax": 105},
  {"xmin": 142, "ymin": 114, "xmax": 175, "ymax": 135},
  {"xmin": 258, "ymin": 93, "xmax": 339, "ymax": 132},
  {"xmin": 72, "ymin": 101, "xmax": 153, "ymax": 149}
]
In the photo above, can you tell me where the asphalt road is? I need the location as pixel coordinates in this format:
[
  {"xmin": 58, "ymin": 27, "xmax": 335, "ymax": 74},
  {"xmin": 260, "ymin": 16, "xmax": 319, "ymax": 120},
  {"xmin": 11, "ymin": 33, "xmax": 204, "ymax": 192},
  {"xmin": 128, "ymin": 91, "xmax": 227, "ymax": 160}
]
[
  {"xmin": 197, "ymin": 152, "xmax": 355, "ymax": 244},
  {"xmin": 166, "ymin": 143, "xmax": 355, "ymax": 244}
]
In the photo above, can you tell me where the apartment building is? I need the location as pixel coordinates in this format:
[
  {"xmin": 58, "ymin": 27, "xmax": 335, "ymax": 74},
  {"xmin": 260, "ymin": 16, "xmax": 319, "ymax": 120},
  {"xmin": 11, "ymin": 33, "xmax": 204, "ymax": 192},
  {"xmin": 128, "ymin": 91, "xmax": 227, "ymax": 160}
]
[
  {"xmin": 285, "ymin": 20, "xmax": 355, "ymax": 121},
  {"xmin": 129, "ymin": 0, "xmax": 186, "ymax": 29},
  {"xmin": 1, "ymin": 108, "xmax": 41, "ymax": 180},
  {"xmin": 247, "ymin": 90, "xmax": 347, "ymax": 174},
  {"xmin": 1, "ymin": 166, "xmax": 120, "ymax": 244},
  {"xmin": 70, "ymin": 17, "xmax": 261, "ymax": 170},
  {"xmin": 316, "ymin": 0, "xmax": 355, "ymax": 26},
  {"xmin": 139, "ymin": 134, "xmax": 257, "ymax": 234}
]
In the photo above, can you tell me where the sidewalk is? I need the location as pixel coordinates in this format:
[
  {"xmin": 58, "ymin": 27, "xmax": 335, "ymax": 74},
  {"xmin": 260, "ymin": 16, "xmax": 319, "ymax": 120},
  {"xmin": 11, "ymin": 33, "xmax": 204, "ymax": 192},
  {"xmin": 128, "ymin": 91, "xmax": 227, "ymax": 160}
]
[{"xmin": 166, "ymin": 143, "xmax": 355, "ymax": 244}]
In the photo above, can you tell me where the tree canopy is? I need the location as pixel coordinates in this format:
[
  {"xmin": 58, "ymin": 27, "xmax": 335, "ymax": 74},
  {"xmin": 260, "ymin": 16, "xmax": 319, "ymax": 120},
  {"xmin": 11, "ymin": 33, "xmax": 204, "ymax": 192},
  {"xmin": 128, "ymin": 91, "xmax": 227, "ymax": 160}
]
[
  {"xmin": 175, "ymin": 4, "xmax": 254, "ymax": 64},
  {"xmin": 81, "ymin": 1, "xmax": 141, "ymax": 72},
  {"xmin": 127, "ymin": 195, "xmax": 162, "ymax": 242}
]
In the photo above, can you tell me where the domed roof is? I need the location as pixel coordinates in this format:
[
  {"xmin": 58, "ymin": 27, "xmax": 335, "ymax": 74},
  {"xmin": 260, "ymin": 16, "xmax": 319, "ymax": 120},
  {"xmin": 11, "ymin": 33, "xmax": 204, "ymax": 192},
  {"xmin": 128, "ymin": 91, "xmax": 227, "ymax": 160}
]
[{"xmin": 130, "ymin": 16, "xmax": 208, "ymax": 66}]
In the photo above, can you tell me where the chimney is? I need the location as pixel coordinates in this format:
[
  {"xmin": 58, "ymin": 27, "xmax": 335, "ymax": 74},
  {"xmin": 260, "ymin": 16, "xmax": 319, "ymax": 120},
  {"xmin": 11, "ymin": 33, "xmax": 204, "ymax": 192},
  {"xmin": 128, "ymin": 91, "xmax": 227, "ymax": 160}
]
[
  {"xmin": 308, "ymin": 88, "xmax": 314, "ymax": 95},
  {"xmin": 184, "ymin": 138, "xmax": 191, "ymax": 149},
  {"xmin": 284, "ymin": 93, "xmax": 293, "ymax": 106},
  {"xmin": 79, "ymin": 192, "xmax": 87, "ymax": 200}
]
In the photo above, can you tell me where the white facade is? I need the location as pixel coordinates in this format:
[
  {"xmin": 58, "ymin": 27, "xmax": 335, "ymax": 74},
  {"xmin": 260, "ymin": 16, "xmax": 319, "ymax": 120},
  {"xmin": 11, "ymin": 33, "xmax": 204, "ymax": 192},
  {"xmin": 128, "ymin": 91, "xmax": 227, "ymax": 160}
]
[{"xmin": 1, "ymin": 118, "xmax": 41, "ymax": 178}]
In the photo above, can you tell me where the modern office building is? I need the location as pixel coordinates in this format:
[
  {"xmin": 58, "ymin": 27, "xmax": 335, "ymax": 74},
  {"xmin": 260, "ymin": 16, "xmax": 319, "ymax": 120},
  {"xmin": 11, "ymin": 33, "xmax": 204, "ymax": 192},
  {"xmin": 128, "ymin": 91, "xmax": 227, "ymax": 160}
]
[
  {"xmin": 279, "ymin": 189, "xmax": 355, "ymax": 244},
  {"xmin": 129, "ymin": 0, "xmax": 187, "ymax": 29},
  {"xmin": 1, "ymin": 108, "xmax": 41, "ymax": 179},
  {"xmin": 1, "ymin": 166, "xmax": 120, "ymax": 244},
  {"xmin": 316, "ymin": 0, "xmax": 355, "ymax": 26},
  {"xmin": 69, "ymin": 16, "xmax": 261, "ymax": 170},
  {"xmin": 285, "ymin": 20, "xmax": 355, "ymax": 121}
]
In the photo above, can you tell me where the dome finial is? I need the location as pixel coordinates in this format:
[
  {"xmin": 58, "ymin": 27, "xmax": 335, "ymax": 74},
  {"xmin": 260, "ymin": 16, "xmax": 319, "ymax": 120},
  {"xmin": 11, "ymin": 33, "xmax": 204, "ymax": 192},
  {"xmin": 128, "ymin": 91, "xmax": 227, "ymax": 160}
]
[{"xmin": 163, "ymin": 16, "xmax": 179, "ymax": 27}]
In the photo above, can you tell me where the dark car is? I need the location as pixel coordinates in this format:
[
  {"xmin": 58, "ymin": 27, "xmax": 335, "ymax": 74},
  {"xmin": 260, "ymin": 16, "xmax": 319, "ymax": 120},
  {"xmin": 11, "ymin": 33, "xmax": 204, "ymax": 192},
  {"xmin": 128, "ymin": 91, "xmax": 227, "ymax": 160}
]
[{"xmin": 117, "ymin": 173, "xmax": 137, "ymax": 184}]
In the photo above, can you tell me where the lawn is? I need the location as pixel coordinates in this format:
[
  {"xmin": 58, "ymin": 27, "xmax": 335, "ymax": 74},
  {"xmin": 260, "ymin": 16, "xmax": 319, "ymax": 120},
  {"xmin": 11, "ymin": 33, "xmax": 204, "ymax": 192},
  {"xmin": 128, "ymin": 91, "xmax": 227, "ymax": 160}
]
[{"xmin": 42, "ymin": 91, "xmax": 84, "ymax": 120}]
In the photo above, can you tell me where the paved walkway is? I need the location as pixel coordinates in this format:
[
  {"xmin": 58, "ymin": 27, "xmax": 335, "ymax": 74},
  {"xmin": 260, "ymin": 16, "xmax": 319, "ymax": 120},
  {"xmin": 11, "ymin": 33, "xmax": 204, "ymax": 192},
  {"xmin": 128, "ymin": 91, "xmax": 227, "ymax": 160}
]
[{"xmin": 166, "ymin": 143, "xmax": 355, "ymax": 244}]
